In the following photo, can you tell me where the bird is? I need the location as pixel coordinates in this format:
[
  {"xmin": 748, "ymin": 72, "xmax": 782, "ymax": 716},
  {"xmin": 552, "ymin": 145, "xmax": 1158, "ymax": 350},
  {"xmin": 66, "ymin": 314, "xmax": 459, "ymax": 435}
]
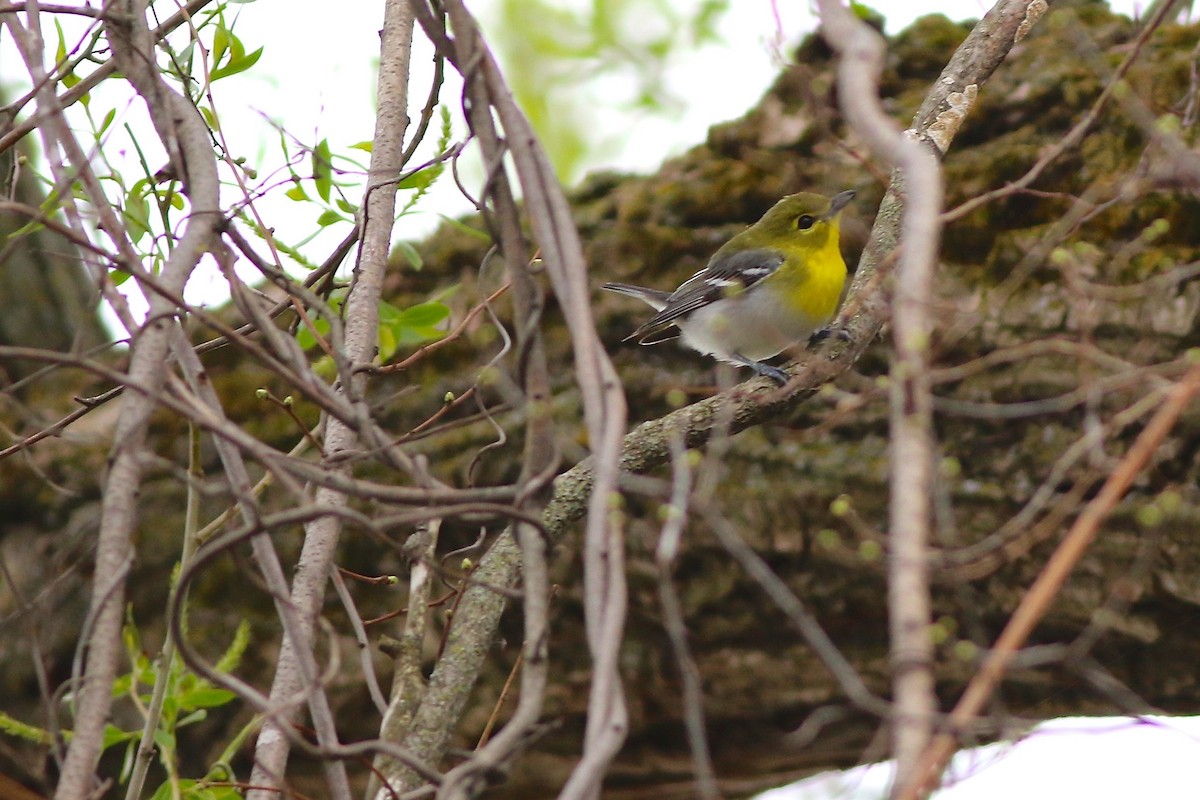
[{"xmin": 603, "ymin": 189, "xmax": 856, "ymax": 384}]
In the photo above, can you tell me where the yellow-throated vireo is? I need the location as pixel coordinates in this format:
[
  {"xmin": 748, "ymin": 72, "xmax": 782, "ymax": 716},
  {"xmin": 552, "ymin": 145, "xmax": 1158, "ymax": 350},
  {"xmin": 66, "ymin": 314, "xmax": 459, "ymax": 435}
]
[{"xmin": 604, "ymin": 190, "xmax": 856, "ymax": 384}]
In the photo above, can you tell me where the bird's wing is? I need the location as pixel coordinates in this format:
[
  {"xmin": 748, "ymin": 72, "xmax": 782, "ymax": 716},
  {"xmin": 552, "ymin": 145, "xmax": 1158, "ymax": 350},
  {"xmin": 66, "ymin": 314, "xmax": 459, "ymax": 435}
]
[{"xmin": 630, "ymin": 248, "xmax": 785, "ymax": 338}]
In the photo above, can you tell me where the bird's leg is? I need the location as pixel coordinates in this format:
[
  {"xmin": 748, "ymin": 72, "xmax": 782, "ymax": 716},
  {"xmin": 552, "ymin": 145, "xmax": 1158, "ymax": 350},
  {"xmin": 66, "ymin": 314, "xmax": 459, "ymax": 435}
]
[{"xmin": 732, "ymin": 353, "xmax": 789, "ymax": 385}]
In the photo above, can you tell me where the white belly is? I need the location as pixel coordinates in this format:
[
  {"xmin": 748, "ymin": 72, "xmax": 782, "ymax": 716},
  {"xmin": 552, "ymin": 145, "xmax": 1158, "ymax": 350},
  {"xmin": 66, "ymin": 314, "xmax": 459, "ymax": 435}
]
[{"xmin": 676, "ymin": 289, "xmax": 827, "ymax": 363}]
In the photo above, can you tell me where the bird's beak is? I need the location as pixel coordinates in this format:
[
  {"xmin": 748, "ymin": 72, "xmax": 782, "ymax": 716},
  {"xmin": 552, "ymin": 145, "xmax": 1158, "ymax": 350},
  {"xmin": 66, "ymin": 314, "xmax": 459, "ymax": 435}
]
[{"xmin": 827, "ymin": 189, "xmax": 856, "ymax": 216}]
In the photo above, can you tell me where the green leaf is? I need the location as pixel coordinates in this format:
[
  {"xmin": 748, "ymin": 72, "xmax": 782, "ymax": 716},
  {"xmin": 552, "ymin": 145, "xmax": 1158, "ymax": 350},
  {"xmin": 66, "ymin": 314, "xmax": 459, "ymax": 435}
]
[
  {"xmin": 175, "ymin": 39, "xmax": 196, "ymax": 74},
  {"xmin": 197, "ymin": 788, "xmax": 241, "ymax": 800},
  {"xmin": 296, "ymin": 316, "xmax": 330, "ymax": 351},
  {"xmin": 394, "ymin": 301, "xmax": 450, "ymax": 329},
  {"xmin": 398, "ymin": 107, "xmax": 452, "ymax": 218},
  {"xmin": 284, "ymin": 184, "xmax": 307, "ymax": 201},
  {"xmin": 437, "ymin": 214, "xmax": 492, "ymax": 242},
  {"xmin": 335, "ymin": 198, "xmax": 358, "ymax": 215},
  {"xmin": 199, "ymin": 105, "xmax": 219, "ymax": 131},
  {"xmin": 316, "ymin": 209, "xmax": 345, "ymax": 227},
  {"xmin": 176, "ymin": 709, "xmax": 210, "ymax": 728},
  {"xmin": 190, "ymin": 786, "xmax": 242, "ymax": 800},
  {"xmin": 123, "ymin": 194, "xmax": 152, "ymax": 245},
  {"xmin": 122, "ymin": 611, "xmax": 142, "ymax": 662},
  {"xmin": 378, "ymin": 322, "xmax": 398, "ymax": 363},
  {"xmin": 312, "ymin": 354, "xmax": 336, "ymax": 381},
  {"xmin": 152, "ymin": 725, "xmax": 176, "ymax": 754},
  {"xmin": 180, "ymin": 688, "xmax": 236, "ymax": 711},
  {"xmin": 210, "ymin": 43, "xmax": 263, "ymax": 81},
  {"xmin": 377, "ymin": 300, "xmax": 449, "ymax": 360},
  {"xmin": 55, "ymin": 20, "xmax": 80, "ymax": 91},
  {"xmin": 102, "ymin": 724, "xmax": 139, "ymax": 751},
  {"xmin": 7, "ymin": 218, "xmax": 45, "ymax": 238},
  {"xmin": 240, "ymin": 212, "xmax": 319, "ymax": 270},
  {"xmin": 54, "ymin": 19, "xmax": 67, "ymax": 64},
  {"xmin": 97, "ymin": 108, "xmax": 116, "ymax": 138},
  {"xmin": 312, "ymin": 138, "xmax": 332, "ymax": 202},
  {"xmin": 377, "ymin": 300, "xmax": 402, "ymax": 324},
  {"xmin": 349, "ymin": 140, "xmax": 373, "ymax": 153},
  {"xmin": 111, "ymin": 673, "xmax": 133, "ymax": 700},
  {"xmin": 211, "ymin": 23, "xmax": 230, "ymax": 68},
  {"xmin": 398, "ymin": 325, "xmax": 447, "ymax": 348},
  {"xmin": 215, "ymin": 619, "xmax": 251, "ymax": 673},
  {"xmin": 181, "ymin": 781, "xmax": 230, "ymax": 800},
  {"xmin": 398, "ymin": 168, "xmax": 437, "ymax": 191},
  {"xmin": 394, "ymin": 240, "xmax": 422, "ymax": 270},
  {"xmin": 848, "ymin": 0, "xmax": 885, "ymax": 25}
]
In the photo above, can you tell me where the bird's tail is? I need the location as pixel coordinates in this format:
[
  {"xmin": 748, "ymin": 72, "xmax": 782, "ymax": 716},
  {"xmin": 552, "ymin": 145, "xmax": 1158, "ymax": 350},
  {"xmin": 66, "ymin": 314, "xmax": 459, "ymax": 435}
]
[{"xmin": 601, "ymin": 282, "xmax": 671, "ymax": 311}]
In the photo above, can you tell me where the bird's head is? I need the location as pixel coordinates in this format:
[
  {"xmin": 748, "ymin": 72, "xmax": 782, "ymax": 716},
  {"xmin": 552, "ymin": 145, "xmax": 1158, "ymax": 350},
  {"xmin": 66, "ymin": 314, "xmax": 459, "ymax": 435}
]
[{"xmin": 749, "ymin": 189, "xmax": 856, "ymax": 251}]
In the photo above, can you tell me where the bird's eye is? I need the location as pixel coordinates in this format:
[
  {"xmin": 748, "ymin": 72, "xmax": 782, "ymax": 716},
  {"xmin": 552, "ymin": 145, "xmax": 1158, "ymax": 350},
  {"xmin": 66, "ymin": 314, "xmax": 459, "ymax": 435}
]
[{"xmin": 796, "ymin": 214, "xmax": 816, "ymax": 230}]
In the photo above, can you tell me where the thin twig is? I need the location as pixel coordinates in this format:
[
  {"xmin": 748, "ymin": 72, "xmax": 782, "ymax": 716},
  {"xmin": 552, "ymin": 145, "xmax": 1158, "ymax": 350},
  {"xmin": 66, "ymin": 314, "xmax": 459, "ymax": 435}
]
[{"xmin": 900, "ymin": 361, "xmax": 1200, "ymax": 799}]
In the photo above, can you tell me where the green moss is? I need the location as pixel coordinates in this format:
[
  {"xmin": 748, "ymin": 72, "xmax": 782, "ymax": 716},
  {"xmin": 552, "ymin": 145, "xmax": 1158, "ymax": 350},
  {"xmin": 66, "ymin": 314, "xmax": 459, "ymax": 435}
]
[{"xmin": 886, "ymin": 15, "xmax": 971, "ymax": 84}]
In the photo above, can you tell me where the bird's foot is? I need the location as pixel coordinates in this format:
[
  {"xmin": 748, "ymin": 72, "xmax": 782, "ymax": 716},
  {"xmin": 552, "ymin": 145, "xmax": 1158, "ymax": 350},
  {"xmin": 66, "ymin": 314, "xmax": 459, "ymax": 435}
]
[
  {"xmin": 732, "ymin": 354, "xmax": 789, "ymax": 386},
  {"xmin": 808, "ymin": 325, "xmax": 851, "ymax": 348}
]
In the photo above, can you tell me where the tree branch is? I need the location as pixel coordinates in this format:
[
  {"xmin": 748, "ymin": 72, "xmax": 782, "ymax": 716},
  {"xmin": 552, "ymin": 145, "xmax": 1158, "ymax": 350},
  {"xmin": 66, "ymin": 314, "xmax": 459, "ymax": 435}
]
[
  {"xmin": 43, "ymin": 0, "xmax": 222, "ymax": 795},
  {"xmin": 246, "ymin": 2, "xmax": 417, "ymax": 795}
]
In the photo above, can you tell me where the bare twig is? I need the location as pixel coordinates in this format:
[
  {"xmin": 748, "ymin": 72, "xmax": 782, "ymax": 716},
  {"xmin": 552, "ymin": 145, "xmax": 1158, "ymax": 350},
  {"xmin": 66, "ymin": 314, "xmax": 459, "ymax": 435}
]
[
  {"xmin": 816, "ymin": 0, "xmax": 942, "ymax": 784},
  {"xmin": 404, "ymin": 4, "xmax": 631, "ymax": 797},
  {"xmin": 169, "ymin": 327, "xmax": 354, "ymax": 799},
  {"xmin": 391, "ymin": 4, "xmax": 561, "ymax": 794},
  {"xmin": 900, "ymin": 361, "xmax": 1200, "ymax": 799},
  {"xmin": 656, "ymin": 440, "xmax": 718, "ymax": 800},
  {"xmin": 0, "ymin": 0, "xmax": 216, "ymax": 156}
]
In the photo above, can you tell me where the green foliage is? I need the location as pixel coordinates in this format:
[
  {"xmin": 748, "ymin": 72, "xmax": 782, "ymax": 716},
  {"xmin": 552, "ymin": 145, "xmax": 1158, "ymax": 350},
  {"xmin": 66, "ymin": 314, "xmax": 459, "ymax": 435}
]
[
  {"xmin": 377, "ymin": 297, "xmax": 450, "ymax": 362},
  {"xmin": 280, "ymin": 103, "xmax": 453, "ymax": 255},
  {"xmin": 849, "ymin": 0, "xmax": 884, "ymax": 23},
  {"xmin": 149, "ymin": 779, "xmax": 243, "ymax": 800},
  {"xmin": 295, "ymin": 289, "xmax": 450, "ymax": 364},
  {"xmin": 208, "ymin": 19, "xmax": 264, "ymax": 82},
  {"xmin": 312, "ymin": 138, "xmax": 334, "ymax": 203},
  {"xmin": 0, "ymin": 612, "xmax": 250, "ymax": 795},
  {"xmin": 398, "ymin": 106, "xmax": 454, "ymax": 220},
  {"xmin": 111, "ymin": 611, "xmax": 251, "ymax": 796},
  {"xmin": 0, "ymin": 710, "xmax": 56, "ymax": 745},
  {"xmin": 54, "ymin": 19, "xmax": 80, "ymax": 92},
  {"xmin": 486, "ymin": 0, "xmax": 730, "ymax": 181}
]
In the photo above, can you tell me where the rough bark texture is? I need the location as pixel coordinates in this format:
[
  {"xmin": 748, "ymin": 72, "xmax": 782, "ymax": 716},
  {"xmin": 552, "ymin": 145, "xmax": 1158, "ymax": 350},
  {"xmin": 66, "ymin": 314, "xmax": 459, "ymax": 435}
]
[{"xmin": 3, "ymin": 2, "xmax": 1200, "ymax": 797}]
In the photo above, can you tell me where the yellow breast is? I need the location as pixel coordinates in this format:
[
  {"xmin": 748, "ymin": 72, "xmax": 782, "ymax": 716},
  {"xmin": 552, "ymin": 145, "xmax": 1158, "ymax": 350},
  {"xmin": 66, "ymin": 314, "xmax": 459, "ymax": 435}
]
[{"xmin": 771, "ymin": 237, "xmax": 847, "ymax": 325}]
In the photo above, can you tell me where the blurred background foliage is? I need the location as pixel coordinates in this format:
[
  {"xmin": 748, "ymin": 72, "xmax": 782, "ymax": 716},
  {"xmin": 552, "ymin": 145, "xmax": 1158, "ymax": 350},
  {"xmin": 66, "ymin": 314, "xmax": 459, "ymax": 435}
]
[{"xmin": 483, "ymin": 0, "xmax": 731, "ymax": 181}]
